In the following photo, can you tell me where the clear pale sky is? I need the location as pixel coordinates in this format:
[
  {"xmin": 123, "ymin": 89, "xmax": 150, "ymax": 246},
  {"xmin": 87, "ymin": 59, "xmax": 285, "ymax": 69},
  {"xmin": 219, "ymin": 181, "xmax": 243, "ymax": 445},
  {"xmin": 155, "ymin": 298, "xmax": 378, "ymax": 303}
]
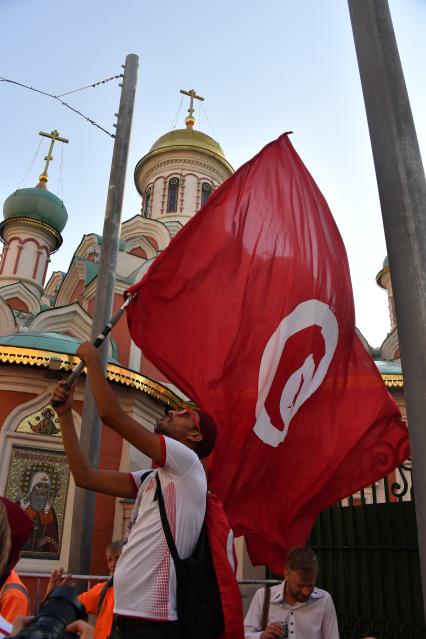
[{"xmin": 1, "ymin": 0, "xmax": 425, "ymax": 348}]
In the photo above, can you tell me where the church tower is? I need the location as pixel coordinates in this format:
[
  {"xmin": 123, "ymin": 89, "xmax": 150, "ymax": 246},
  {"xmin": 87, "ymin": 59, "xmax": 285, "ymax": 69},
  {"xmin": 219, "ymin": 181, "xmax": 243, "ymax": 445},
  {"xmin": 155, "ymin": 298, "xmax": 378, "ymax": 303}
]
[
  {"xmin": 0, "ymin": 130, "xmax": 68, "ymax": 305},
  {"xmin": 134, "ymin": 89, "xmax": 233, "ymax": 237}
]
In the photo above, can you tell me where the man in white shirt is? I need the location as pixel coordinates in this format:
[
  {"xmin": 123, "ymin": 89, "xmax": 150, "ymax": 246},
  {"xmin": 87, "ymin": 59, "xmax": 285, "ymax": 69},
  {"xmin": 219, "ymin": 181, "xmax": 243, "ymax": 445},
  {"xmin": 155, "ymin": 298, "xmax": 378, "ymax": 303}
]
[
  {"xmin": 51, "ymin": 341, "xmax": 218, "ymax": 639},
  {"xmin": 244, "ymin": 547, "xmax": 338, "ymax": 639}
]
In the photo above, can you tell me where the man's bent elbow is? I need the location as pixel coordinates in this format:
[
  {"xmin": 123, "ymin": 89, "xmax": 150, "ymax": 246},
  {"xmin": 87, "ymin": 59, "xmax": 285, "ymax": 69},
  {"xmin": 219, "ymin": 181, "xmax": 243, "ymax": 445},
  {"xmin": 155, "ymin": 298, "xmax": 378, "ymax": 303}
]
[
  {"xmin": 72, "ymin": 470, "xmax": 94, "ymax": 490},
  {"xmin": 73, "ymin": 475, "xmax": 90, "ymax": 489}
]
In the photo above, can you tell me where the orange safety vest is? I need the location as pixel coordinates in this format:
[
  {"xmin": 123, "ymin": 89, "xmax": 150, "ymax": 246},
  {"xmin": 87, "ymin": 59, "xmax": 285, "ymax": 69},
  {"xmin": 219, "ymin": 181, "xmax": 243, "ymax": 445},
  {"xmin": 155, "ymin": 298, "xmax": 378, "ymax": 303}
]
[
  {"xmin": 0, "ymin": 571, "xmax": 30, "ymax": 623},
  {"xmin": 78, "ymin": 580, "xmax": 114, "ymax": 639}
]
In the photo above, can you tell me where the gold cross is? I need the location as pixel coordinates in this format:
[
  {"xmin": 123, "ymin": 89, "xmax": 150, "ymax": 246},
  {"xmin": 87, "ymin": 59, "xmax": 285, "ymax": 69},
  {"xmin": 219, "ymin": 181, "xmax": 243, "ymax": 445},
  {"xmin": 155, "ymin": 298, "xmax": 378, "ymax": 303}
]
[
  {"xmin": 180, "ymin": 89, "xmax": 204, "ymax": 128},
  {"xmin": 38, "ymin": 130, "xmax": 69, "ymax": 185}
]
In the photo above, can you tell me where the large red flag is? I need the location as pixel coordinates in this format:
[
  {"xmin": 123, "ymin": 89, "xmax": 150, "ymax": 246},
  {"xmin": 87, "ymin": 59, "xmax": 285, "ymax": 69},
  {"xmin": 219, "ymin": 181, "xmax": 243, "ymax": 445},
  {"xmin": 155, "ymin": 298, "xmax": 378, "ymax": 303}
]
[{"xmin": 126, "ymin": 133, "xmax": 409, "ymax": 574}]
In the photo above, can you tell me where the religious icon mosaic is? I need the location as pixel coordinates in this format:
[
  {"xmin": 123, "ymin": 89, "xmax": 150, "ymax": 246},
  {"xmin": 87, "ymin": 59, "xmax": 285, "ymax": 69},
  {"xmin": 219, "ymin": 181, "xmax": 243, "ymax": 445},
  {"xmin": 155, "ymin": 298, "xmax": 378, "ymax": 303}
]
[
  {"xmin": 15, "ymin": 404, "xmax": 61, "ymax": 437},
  {"xmin": 5, "ymin": 445, "xmax": 70, "ymax": 560}
]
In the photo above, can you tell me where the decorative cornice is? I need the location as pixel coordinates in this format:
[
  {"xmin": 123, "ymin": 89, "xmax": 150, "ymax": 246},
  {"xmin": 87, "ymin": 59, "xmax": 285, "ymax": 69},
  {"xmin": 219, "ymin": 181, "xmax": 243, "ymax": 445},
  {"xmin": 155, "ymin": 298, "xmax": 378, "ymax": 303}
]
[
  {"xmin": 0, "ymin": 217, "xmax": 62, "ymax": 252},
  {"xmin": 382, "ymin": 374, "xmax": 403, "ymax": 388},
  {"xmin": 0, "ymin": 345, "xmax": 186, "ymax": 407},
  {"xmin": 139, "ymin": 157, "xmax": 227, "ymax": 190}
]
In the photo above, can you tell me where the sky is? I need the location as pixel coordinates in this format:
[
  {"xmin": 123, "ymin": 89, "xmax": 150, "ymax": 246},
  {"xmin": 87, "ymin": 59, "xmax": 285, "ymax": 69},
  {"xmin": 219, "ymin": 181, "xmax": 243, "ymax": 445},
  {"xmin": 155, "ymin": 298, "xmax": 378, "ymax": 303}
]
[{"xmin": 0, "ymin": 0, "xmax": 425, "ymax": 348}]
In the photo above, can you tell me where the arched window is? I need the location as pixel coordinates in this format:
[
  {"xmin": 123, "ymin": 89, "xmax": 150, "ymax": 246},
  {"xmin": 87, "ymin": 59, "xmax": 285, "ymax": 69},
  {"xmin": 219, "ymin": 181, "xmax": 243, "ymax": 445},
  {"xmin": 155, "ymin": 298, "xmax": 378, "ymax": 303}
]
[
  {"xmin": 201, "ymin": 182, "xmax": 213, "ymax": 207},
  {"xmin": 143, "ymin": 187, "xmax": 151, "ymax": 218},
  {"xmin": 167, "ymin": 177, "xmax": 179, "ymax": 213}
]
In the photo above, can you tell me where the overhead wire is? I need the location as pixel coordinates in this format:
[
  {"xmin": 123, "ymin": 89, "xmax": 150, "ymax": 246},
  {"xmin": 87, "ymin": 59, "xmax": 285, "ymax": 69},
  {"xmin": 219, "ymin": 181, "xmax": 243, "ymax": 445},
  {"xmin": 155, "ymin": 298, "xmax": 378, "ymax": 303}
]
[
  {"xmin": 56, "ymin": 75, "xmax": 122, "ymax": 97},
  {"xmin": 0, "ymin": 74, "xmax": 122, "ymax": 138}
]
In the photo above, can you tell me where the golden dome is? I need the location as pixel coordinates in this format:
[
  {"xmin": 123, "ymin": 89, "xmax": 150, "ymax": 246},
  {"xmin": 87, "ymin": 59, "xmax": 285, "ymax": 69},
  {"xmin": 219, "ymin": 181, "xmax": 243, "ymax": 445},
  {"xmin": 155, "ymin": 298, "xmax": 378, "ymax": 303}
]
[
  {"xmin": 134, "ymin": 128, "xmax": 233, "ymax": 194},
  {"xmin": 150, "ymin": 128, "xmax": 226, "ymax": 159}
]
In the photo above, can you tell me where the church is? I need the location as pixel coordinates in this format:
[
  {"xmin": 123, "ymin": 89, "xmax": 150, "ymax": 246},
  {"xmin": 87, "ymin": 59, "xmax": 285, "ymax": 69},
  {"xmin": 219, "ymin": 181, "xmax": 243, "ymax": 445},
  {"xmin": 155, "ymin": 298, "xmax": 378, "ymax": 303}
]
[{"xmin": 0, "ymin": 91, "xmax": 404, "ymax": 584}]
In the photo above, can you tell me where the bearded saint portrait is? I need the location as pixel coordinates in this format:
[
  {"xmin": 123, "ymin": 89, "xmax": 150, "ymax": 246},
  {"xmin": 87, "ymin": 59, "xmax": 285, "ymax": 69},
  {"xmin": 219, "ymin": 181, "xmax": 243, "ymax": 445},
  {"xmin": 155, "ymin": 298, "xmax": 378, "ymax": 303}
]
[{"xmin": 19, "ymin": 470, "xmax": 60, "ymax": 556}]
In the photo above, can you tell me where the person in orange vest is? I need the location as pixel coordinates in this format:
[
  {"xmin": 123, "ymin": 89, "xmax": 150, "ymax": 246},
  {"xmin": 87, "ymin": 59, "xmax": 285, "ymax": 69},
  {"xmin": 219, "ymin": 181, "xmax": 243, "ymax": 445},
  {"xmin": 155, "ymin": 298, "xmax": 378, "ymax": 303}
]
[
  {"xmin": 0, "ymin": 498, "xmax": 33, "ymax": 627},
  {"xmin": 46, "ymin": 540, "xmax": 123, "ymax": 639}
]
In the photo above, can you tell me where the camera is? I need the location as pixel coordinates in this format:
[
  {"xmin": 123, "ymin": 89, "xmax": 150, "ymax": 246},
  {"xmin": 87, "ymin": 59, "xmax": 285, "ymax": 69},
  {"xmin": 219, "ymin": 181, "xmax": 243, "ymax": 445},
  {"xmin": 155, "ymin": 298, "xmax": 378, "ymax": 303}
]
[{"xmin": 14, "ymin": 585, "xmax": 85, "ymax": 639}]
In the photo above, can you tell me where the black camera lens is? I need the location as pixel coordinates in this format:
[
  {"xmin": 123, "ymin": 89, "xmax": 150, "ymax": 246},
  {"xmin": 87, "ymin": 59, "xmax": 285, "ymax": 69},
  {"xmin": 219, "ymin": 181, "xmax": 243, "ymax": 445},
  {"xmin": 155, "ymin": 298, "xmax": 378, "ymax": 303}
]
[{"xmin": 15, "ymin": 585, "xmax": 85, "ymax": 639}]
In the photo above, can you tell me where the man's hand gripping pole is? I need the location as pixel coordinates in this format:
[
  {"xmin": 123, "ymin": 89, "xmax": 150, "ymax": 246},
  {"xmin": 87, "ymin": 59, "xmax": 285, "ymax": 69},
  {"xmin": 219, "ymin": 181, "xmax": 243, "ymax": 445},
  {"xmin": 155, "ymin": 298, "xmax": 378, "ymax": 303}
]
[{"xmin": 50, "ymin": 294, "xmax": 136, "ymax": 407}]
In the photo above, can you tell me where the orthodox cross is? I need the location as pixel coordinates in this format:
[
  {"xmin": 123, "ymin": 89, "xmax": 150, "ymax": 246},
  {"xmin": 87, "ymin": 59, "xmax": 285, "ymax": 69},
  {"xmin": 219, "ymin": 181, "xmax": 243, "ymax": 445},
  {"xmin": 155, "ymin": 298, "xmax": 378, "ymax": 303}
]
[
  {"xmin": 180, "ymin": 89, "xmax": 204, "ymax": 127},
  {"xmin": 38, "ymin": 129, "xmax": 69, "ymax": 185}
]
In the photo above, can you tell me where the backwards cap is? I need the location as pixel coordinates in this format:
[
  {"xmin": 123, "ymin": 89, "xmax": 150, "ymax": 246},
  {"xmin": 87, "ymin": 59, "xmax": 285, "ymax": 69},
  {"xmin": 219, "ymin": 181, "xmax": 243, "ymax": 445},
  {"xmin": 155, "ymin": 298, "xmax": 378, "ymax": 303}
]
[{"xmin": 194, "ymin": 411, "xmax": 218, "ymax": 459}]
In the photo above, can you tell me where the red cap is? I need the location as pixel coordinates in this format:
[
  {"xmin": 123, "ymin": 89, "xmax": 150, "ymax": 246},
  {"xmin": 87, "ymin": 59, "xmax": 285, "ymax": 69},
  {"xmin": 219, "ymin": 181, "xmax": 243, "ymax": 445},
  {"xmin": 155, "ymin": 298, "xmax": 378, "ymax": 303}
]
[
  {"xmin": 194, "ymin": 411, "xmax": 218, "ymax": 459},
  {"xmin": 0, "ymin": 497, "xmax": 34, "ymax": 566}
]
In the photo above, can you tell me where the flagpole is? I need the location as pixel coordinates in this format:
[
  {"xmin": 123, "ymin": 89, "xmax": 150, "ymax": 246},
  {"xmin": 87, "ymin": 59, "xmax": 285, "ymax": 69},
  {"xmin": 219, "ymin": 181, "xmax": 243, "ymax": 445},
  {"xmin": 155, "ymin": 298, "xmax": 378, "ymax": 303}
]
[
  {"xmin": 50, "ymin": 294, "xmax": 135, "ymax": 400},
  {"xmin": 67, "ymin": 53, "xmax": 139, "ymax": 578},
  {"xmin": 348, "ymin": 0, "xmax": 426, "ymax": 617}
]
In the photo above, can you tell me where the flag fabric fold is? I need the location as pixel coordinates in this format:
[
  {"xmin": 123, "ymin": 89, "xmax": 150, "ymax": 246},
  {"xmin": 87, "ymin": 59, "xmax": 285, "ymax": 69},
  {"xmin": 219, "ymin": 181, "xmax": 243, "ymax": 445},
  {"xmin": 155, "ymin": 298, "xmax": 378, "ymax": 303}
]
[{"xmin": 126, "ymin": 133, "xmax": 409, "ymax": 574}]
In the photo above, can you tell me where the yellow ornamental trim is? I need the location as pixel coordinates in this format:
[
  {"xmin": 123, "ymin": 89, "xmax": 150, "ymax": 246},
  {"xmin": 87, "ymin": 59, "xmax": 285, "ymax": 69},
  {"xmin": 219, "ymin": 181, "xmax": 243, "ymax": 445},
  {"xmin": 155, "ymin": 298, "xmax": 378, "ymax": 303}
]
[
  {"xmin": 1, "ymin": 216, "xmax": 62, "ymax": 240},
  {"xmin": 0, "ymin": 345, "xmax": 185, "ymax": 408},
  {"xmin": 381, "ymin": 374, "xmax": 404, "ymax": 388}
]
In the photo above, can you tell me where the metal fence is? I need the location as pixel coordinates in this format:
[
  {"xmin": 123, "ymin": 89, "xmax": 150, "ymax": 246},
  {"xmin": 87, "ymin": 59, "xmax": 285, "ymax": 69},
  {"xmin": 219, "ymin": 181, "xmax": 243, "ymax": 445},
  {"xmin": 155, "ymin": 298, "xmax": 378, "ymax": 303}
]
[
  {"xmin": 18, "ymin": 572, "xmax": 280, "ymax": 615},
  {"xmin": 309, "ymin": 459, "xmax": 425, "ymax": 639}
]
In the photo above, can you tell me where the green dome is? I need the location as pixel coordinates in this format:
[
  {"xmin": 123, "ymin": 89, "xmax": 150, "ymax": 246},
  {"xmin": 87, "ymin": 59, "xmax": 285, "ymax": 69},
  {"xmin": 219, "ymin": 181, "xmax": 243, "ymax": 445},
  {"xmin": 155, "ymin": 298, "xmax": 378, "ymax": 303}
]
[
  {"xmin": 0, "ymin": 331, "xmax": 119, "ymax": 362},
  {"xmin": 3, "ymin": 187, "xmax": 68, "ymax": 233}
]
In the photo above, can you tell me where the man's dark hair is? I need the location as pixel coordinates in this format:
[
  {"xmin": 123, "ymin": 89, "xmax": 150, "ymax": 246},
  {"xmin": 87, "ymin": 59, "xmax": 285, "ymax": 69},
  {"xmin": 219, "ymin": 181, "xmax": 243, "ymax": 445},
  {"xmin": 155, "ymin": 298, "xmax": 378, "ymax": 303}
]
[{"xmin": 286, "ymin": 546, "xmax": 318, "ymax": 577}]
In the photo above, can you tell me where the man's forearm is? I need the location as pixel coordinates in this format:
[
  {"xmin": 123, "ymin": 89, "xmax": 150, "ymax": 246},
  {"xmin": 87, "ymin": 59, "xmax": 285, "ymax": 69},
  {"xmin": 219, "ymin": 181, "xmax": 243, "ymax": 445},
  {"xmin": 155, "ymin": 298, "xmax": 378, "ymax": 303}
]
[
  {"xmin": 58, "ymin": 411, "xmax": 92, "ymax": 488},
  {"xmin": 77, "ymin": 345, "xmax": 163, "ymax": 464}
]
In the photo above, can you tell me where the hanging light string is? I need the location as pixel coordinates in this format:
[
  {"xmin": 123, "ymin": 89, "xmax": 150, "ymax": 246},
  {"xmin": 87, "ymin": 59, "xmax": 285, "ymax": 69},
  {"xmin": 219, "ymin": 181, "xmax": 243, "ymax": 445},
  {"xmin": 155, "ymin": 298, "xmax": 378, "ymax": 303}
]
[
  {"xmin": 0, "ymin": 74, "xmax": 122, "ymax": 138},
  {"xmin": 18, "ymin": 137, "xmax": 43, "ymax": 188}
]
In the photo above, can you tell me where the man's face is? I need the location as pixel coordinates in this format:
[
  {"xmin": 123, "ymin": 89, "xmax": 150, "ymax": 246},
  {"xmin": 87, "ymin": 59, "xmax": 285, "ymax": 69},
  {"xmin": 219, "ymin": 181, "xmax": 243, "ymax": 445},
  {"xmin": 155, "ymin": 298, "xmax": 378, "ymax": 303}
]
[
  {"xmin": 106, "ymin": 551, "xmax": 121, "ymax": 575},
  {"xmin": 154, "ymin": 410, "xmax": 200, "ymax": 443},
  {"xmin": 30, "ymin": 481, "xmax": 49, "ymax": 512},
  {"xmin": 284, "ymin": 568, "xmax": 316, "ymax": 603}
]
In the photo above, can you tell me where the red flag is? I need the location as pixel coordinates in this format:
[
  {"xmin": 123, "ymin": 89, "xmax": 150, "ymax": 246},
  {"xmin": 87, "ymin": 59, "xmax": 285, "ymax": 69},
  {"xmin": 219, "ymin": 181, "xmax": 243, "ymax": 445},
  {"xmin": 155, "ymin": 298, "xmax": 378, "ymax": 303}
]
[{"xmin": 126, "ymin": 133, "xmax": 409, "ymax": 574}]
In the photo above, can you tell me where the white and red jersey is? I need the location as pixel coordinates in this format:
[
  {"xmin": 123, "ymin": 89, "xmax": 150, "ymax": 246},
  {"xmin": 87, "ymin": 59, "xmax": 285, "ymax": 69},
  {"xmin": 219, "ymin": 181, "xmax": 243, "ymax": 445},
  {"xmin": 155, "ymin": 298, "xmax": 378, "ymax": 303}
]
[
  {"xmin": 0, "ymin": 614, "xmax": 11, "ymax": 638},
  {"xmin": 113, "ymin": 435, "xmax": 207, "ymax": 621}
]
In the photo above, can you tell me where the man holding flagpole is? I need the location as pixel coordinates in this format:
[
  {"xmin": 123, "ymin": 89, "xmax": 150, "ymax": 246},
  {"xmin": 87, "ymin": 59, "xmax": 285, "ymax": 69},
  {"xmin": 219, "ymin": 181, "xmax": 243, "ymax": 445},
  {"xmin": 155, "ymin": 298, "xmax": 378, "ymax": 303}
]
[{"xmin": 51, "ymin": 345, "xmax": 218, "ymax": 639}]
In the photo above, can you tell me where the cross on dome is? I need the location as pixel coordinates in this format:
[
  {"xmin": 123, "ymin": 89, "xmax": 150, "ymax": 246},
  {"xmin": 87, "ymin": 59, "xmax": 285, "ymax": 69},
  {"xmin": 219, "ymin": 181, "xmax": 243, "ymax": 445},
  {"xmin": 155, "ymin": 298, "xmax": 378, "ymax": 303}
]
[
  {"xmin": 179, "ymin": 89, "xmax": 204, "ymax": 129},
  {"xmin": 38, "ymin": 129, "xmax": 69, "ymax": 188}
]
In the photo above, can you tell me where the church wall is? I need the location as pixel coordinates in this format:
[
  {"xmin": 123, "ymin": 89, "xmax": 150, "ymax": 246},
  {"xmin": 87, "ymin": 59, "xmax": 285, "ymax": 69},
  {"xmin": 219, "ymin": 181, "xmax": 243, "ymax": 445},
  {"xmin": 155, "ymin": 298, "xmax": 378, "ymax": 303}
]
[
  {"xmin": 129, "ymin": 339, "xmax": 142, "ymax": 372},
  {"xmin": 69, "ymin": 279, "xmax": 85, "ymax": 307},
  {"xmin": 137, "ymin": 149, "xmax": 231, "ymax": 225},
  {"xmin": 140, "ymin": 356, "xmax": 170, "ymax": 384},
  {"xmin": 1, "ymin": 223, "xmax": 54, "ymax": 293},
  {"xmin": 182, "ymin": 173, "xmax": 198, "ymax": 213},
  {"xmin": 0, "ymin": 385, "xmax": 34, "ymax": 423},
  {"xmin": 1, "ymin": 238, "xmax": 20, "ymax": 276},
  {"xmin": 35, "ymin": 247, "xmax": 50, "ymax": 286},
  {"xmin": 110, "ymin": 293, "xmax": 131, "ymax": 366},
  {"xmin": 3, "ymin": 296, "xmax": 29, "ymax": 313},
  {"xmin": 15, "ymin": 240, "xmax": 39, "ymax": 279}
]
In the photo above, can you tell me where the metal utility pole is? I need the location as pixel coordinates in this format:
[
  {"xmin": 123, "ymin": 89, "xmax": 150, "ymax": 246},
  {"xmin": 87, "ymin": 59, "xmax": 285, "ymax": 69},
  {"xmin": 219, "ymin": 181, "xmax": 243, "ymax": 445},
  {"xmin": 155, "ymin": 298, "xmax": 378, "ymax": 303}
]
[
  {"xmin": 68, "ymin": 54, "xmax": 139, "ymax": 577},
  {"xmin": 348, "ymin": 0, "xmax": 426, "ymax": 616}
]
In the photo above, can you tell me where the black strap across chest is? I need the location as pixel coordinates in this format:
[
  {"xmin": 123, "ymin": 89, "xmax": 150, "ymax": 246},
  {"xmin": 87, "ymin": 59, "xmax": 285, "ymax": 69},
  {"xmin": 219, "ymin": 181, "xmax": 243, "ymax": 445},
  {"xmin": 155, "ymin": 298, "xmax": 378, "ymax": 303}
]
[{"xmin": 155, "ymin": 473, "xmax": 180, "ymax": 566}]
